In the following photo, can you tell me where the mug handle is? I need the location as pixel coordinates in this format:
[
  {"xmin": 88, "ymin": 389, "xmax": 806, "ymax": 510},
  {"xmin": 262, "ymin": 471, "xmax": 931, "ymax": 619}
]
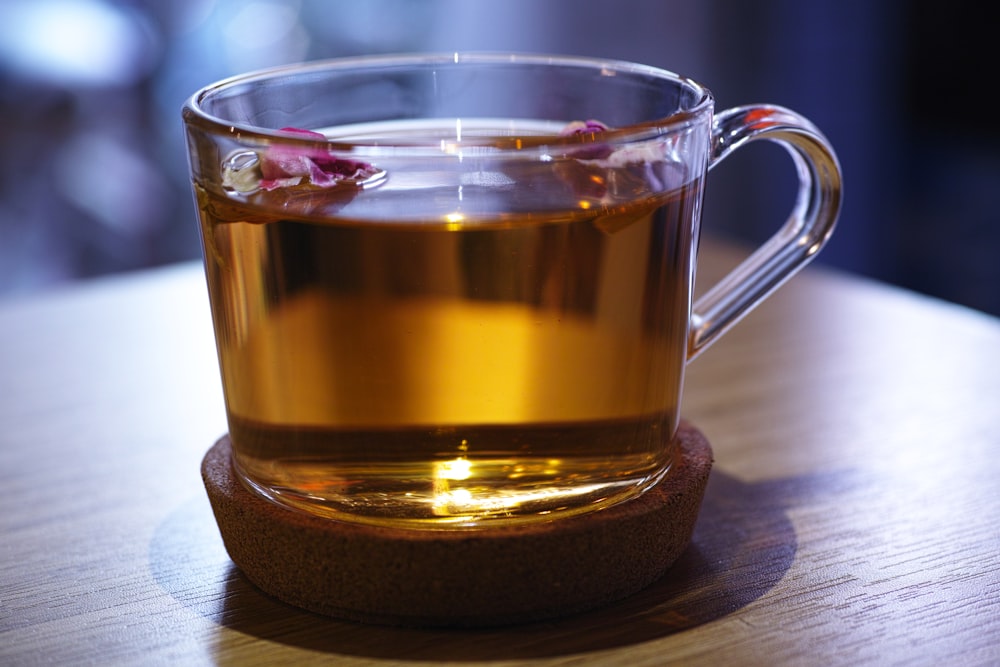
[{"xmin": 688, "ymin": 105, "xmax": 843, "ymax": 360}]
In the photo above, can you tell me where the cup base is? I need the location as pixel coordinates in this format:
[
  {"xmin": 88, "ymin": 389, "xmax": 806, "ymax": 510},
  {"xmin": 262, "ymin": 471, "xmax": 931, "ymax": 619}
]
[{"xmin": 201, "ymin": 420, "xmax": 713, "ymax": 628}]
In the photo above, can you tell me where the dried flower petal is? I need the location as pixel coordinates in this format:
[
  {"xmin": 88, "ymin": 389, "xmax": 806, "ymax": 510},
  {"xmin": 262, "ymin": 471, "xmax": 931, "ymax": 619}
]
[
  {"xmin": 277, "ymin": 127, "xmax": 326, "ymax": 139},
  {"xmin": 555, "ymin": 119, "xmax": 683, "ymax": 206},
  {"xmin": 222, "ymin": 127, "xmax": 382, "ymax": 194},
  {"xmin": 558, "ymin": 119, "xmax": 613, "ymax": 160},
  {"xmin": 258, "ymin": 127, "xmax": 381, "ymax": 191},
  {"xmin": 559, "ymin": 119, "xmax": 609, "ymax": 136}
]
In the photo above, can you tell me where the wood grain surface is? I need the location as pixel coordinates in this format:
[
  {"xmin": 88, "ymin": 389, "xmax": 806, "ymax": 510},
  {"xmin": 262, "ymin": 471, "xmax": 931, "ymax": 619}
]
[{"xmin": 1, "ymin": 239, "xmax": 998, "ymax": 666}]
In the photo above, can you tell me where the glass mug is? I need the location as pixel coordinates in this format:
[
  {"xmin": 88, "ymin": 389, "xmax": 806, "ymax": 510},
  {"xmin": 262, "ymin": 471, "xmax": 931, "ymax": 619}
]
[{"xmin": 183, "ymin": 53, "xmax": 841, "ymax": 529}]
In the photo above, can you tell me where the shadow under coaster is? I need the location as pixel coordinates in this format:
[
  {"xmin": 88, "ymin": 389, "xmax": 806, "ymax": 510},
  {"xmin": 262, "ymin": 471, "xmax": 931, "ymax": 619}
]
[{"xmin": 201, "ymin": 421, "xmax": 713, "ymax": 628}]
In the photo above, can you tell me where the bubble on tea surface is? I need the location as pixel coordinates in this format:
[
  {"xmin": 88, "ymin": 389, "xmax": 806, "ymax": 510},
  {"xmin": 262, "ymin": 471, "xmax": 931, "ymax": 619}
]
[{"xmin": 222, "ymin": 150, "xmax": 263, "ymax": 194}]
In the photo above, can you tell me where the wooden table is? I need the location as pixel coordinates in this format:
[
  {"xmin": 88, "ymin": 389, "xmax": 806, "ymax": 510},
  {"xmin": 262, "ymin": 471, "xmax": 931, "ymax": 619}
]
[{"xmin": 2, "ymin": 239, "xmax": 998, "ymax": 666}]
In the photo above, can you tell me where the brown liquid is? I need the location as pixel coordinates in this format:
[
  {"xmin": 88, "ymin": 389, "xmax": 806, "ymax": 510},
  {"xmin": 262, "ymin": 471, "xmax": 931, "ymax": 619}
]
[{"xmin": 196, "ymin": 123, "xmax": 702, "ymax": 527}]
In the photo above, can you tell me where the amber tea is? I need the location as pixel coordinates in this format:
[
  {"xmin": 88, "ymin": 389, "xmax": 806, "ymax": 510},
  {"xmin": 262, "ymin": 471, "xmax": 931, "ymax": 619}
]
[
  {"xmin": 195, "ymin": 119, "xmax": 703, "ymax": 527},
  {"xmin": 185, "ymin": 54, "xmax": 841, "ymax": 533}
]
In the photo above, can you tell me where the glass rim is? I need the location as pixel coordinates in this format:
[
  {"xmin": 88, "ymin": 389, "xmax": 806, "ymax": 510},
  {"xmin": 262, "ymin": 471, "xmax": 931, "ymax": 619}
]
[{"xmin": 182, "ymin": 52, "xmax": 715, "ymax": 152}]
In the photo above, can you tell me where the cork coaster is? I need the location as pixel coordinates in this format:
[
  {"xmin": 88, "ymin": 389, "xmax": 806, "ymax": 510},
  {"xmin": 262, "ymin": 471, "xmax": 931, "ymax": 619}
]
[{"xmin": 201, "ymin": 421, "xmax": 713, "ymax": 628}]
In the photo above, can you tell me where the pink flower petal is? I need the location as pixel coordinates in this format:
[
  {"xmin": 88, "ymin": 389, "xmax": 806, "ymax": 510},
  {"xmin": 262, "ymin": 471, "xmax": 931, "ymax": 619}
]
[
  {"xmin": 278, "ymin": 127, "xmax": 326, "ymax": 139},
  {"xmin": 559, "ymin": 119, "xmax": 609, "ymax": 136},
  {"xmin": 559, "ymin": 119, "xmax": 613, "ymax": 160},
  {"xmin": 258, "ymin": 127, "xmax": 380, "ymax": 189}
]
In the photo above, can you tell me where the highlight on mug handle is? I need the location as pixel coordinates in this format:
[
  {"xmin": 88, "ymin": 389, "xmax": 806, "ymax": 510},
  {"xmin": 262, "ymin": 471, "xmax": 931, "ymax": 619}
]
[{"xmin": 688, "ymin": 105, "xmax": 843, "ymax": 360}]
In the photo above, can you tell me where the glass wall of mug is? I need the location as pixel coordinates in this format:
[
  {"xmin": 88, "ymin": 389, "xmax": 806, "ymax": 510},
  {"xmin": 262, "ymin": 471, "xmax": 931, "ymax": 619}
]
[{"xmin": 183, "ymin": 54, "xmax": 839, "ymax": 528}]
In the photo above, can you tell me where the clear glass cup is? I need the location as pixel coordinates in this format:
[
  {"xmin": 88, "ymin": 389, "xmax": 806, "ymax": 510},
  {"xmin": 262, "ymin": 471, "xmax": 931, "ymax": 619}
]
[{"xmin": 183, "ymin": 53, "xmax": 841, "ymax": 529}]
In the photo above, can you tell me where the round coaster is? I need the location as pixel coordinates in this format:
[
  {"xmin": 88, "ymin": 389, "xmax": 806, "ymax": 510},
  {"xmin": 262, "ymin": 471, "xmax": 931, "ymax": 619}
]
[{"xmin": 201, "ymin": 421, "xmax": 713, "ymax": 628}]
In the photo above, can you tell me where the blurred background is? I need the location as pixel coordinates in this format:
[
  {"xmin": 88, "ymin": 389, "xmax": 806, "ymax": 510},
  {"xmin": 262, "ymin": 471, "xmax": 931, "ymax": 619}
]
[{"xmin": 1, "ymin": 0, "xmax": 997, "ymax": 316}]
